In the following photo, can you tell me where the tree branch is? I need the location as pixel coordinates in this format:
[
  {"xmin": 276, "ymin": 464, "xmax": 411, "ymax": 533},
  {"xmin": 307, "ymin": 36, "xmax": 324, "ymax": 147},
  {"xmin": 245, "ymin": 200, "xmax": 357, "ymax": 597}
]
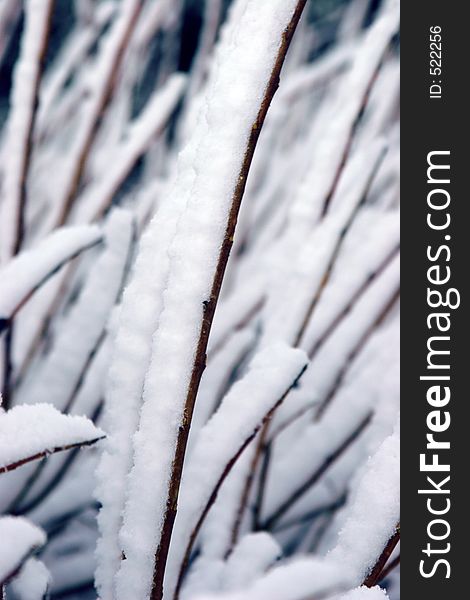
[{"xmin": 150, "ymin": 4, "xmax": 308, "ymax": 598}]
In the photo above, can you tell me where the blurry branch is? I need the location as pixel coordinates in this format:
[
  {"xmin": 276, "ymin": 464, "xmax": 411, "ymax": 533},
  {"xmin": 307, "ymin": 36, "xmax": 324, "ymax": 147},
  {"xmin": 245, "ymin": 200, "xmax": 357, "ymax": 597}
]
[
  {"xmin": 319, "ymin": 36, "xmax": 393, "ymax": 219},
  {"xmin": 72, "ymin": 73, "xmax": 186, "ymax": 223},
  {"xmin": 0, "ymin": 0, "xmax": 55, "ymax": 408},
  {"xmin": 11, "ymin": 402, "xmax": 104, "ymax": 516},
  {"xmin": 270, "ymin": 493, "xmax": 347, "ymax": 534},
  {"xmin": 207, "ymin": 296, "xmax": 265, "ymax": 360},
  {"xmin": 0, "ymin": 0, "xmax": 55, "ymax": 261},
  {"xmin": 262, "ymin": 411, "xmax": 372, "ymax": 531},
  {"xmin": 234, "ymin": 419, "xmax": 270, "ymax": 544},
  {"xmin": 55, "ymin": 0, "xmax": 144, "ymax": 227},
  {"xmin": 184, "ymin": 0, "xmax": 223, "ymax": 99},
  {"xmin": 0, "ymin": 227, "xmax": 102, "ymax": 334},
  {"xmin": 378, "ymin": 553, "xmax": 400, "ymax": 582},
  {"xmin": 294, "ymin": 147, "xmax": 387, "ymax": 347},
  {"xmin": 37, "ymin": 1, "xmax": 116, "ymax": 133},
  {"xmin": 314, "ymin": 285, "xmax": 399, "ymax": 420},
  {"xmin": 244, "ymin": 245, "xmax": 398, "ymax": 533},
  {"xmin": 151, "ymin": 3, "xmax": 308, "ymax": 598},
  {"xmin": 10, "ymin": 220, "xmax": 134, "ymax": 512},
  {"xmin": 307, "ymin": 244, "xmax": 399, "ymax": 359},
  {"xmin": 0, "ymin": 0, "xmax": 21, "ymax": 68},
  {"xmin": 363, "ymin": 525, "xmax": 400, "ymax": 587}
]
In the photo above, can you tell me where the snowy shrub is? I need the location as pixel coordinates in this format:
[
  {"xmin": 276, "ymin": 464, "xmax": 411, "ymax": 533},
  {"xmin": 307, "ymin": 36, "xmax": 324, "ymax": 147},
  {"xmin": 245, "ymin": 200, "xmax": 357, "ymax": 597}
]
[{"xmin": 0, "ymin": 0, "xmax": 399, "ymax": 599}]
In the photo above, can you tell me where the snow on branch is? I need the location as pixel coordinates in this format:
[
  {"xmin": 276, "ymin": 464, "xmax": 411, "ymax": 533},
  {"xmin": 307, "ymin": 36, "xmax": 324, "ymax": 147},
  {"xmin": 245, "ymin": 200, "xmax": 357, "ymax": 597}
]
[
  {"xmin": 54, "ymin": 0, "xmax": 144, "ymax": 227},
  {"xmin": 9, "ymin": 557, "xmax": 51, "ymax": 600},
  {"xmin": 0, "ymin": 516, "xmax": 46, "ymax": 586},
  {"xmin": 15, "ymin": 209, "xmax": 134, "ymax": 412},
  {"xmin": 165, "ymin": 344, "xmax": 308, "ymax": 598},
  {"xmin": 0, "ymin": 0, "xmax": 400, "ymax": 597},
  {"xmin": 0, "ymin": 0, "xmax": 54, "ymax": 262},
  {"xmin": 0, "ymin": 225, "xmax": 102, "ymax": 330},
  {"xmin": 97, "ymin": 3, "xmax": 308, "ymax": 600},
  {"xmin": 73, "ymin": 73, "xmax": 187, "ymax": 224},
  {"xmin": 0, "ymin": 403, "xmax": 104, "ymax": 473},
  {"xmin": 337, "ymin": 586, "xmax": 390, "ymax": 600},
  {"xmin": 329, "ymin": 426, "xmax": 400, "ymax": 586}
]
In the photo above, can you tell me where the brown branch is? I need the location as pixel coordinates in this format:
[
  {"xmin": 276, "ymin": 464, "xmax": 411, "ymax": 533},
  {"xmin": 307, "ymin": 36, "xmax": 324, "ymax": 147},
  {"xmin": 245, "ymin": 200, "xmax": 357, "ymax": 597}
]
[
  {"xmin": 6, "ymin": 0, "xmax": 55, "ymax": 257},
  {"xmin": 262, "ymin": 411, "xmax": 372, "ymax": 531},
  {"xmin": 320, "ymin": 48, "xmax": 389, "ymax": 218},
  {"xmin": 9, "ymin": 229, "xmax": 134, "ymax": 511},
  {"xmin": 294, "ymin": 148, "xmax": 387, "ymax": 347},
  {"xmin": 378, "ymin": 553, "xmax": 400, "ymax": 582},
  {"xmin": 151, "ymin": 6, "xmax": 308, "ymax": 597},
  {"xmin": 1, "ymin": 327, "xmax": 14, "ymax": 409},
  {"xmin": 229, "ymin": 414, "xmax": 270, "ymax": 552},
  {"xmin": 0, "ymin": 1, "xmax": 21, "ymax": 68},
  {"xmin": 56, "ymin": 0, "xmax": 144, "ymax": 226},
  {"xmin": 0, "ymin": 436, "xmax": 104, "ymax": 475},
  {"xmin": 0, "ymin": 0, "xmax": 55, "ymax": 410},
  {"xmin": 262, "ymin": 246, "xmax": 399, "ymax": 441},
  {"xmin": 0, "ymin": 546, "xmax": 42, "ymax": 588},
  {"xmin": 12, "ymin": 401, "xmax": 104, "ymax": 515},
  {"xmin": 251, "ymin": 429, "xmax": 271, "ymax": 532},
  {"xmin": 308, "ymin": 244, "xmax": 399, "ymax": 360},
  {"xmin": 0, "ymin": 236, "xmax": 103, "ymax": 334},
  {"xmin": 363, "ymin": 525, "xmax": 400, "ymax": 587},
  {"xmin": 173, "ymin": 366, "xmax": 307, "ymax": 600},
  {"xmin": 314, "ymin": 285, "xmax": 399, "ymax": 420}
]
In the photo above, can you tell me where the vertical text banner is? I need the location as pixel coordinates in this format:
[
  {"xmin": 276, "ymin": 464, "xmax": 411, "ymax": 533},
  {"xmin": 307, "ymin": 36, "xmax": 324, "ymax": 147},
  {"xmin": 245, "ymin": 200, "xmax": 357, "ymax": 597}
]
[{"xmin": 402, "ymin": 1, "xmax": 467, "ymax": 598}]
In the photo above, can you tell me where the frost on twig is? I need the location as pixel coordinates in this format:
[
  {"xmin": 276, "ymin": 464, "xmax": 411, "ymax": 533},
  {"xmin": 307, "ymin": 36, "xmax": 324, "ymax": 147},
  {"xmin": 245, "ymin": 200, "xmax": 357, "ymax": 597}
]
[
  {"xmin": 0, "ymin": 225, "xmax": 102, "ymax": 330},
  {"xmin": 0, "ymin": 403, "xmax": 104, "ymax": 473}
]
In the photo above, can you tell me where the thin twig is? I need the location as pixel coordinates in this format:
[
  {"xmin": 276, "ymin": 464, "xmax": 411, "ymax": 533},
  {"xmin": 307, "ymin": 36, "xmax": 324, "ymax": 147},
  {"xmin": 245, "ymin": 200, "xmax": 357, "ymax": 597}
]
[
  {"xmin": 150, "ymin": 4, "xmax": 308, "ymax": 598},
  {"xmin": 56, "ymin": 0, "xmax": 144, "ymax": 226},
  {"xmin": 363, "ymin": 525, "xmax": 400, "ymax": 587},
  {"xmin": 0, "ymin": 0, "xmax": 55, "ymax": 259},
  {"xmin": 314, "ymin": 286, "xmax": 399, "ymax": 420},
  {"xmin": 378, "ymin": 553, "xmax": 400, "ymax": 582},
  {"xmin": 0, "ymin": 237, "xmax": 103, "ymax": 334},
  {"xmin": 14, "ymin": 402, "xmax": 104, "ymax": 515},
  {"xmin": 173, "ymin": 366, "xmax": 307, "ymax": 600},
  {"xmin": 0, "ymin": 436, "xmax": 104, "ymax": 475},
  {"xmin": 262, "ymin": 411, "xmax": 372, "ymax": 531}
]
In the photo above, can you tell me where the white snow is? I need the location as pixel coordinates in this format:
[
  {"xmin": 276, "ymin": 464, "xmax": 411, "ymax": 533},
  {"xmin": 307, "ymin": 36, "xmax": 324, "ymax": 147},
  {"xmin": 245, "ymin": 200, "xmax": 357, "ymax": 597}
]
[
  {"xmin": 0, "ymin": 516, "xmax": 46, "ymax": 584},
  {"xmin": 220, "ymin": 533, "xmax": 281, "ymax": 591},
  {"xmin": 0, "ymin": 403, "xmax": 104, "ymax": 472},
  {"xmin": 10, "ymin": 557, "xmax": 51, "ymax": 600},
  {"xmin": 53, "ymin": 0, "xmax": 144, "ymax": 226},
  {"xmin": 328, "ymin": 426, "xmax": 400, "ymax": 584},
  {"xmin": 0, "ymin": 225, "xmax": 102, "ymax": 322},
  {"xmin": 0, "ymin": 0, "xmax": 400, "ymax": 596},
  {"xmin": 164, "ymin": 344, "xmax": 307, "ymax": 596},
  {"xmin": 15, "ymin": 209, "xmax": 133, "ymax": 412},
  {"xmin": 336, "ymin": 586, "xmax": 389, "ymax": 600},
  {"xmin": 72, "ymin": 74, "xmax": 186, "ymax": 224},
  {"xmin": 192, "ymin": 422, "xmax": 399, "ymax": 600},
  {"xmin": 193, "ymin": 557, "xmax": 349, "ymax": 600},
  {"xmin": 286, "ymin": 3, "xmax": 399, "ymax": 233},
  {"xmin": 107, "ymin": 3, "xmax": 305, "ymax": 599}
]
